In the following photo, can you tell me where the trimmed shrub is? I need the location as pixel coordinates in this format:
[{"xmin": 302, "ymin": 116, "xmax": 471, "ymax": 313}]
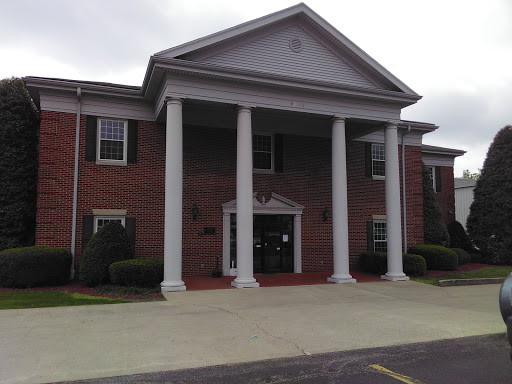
[
  {"xmin": 447, "ymin": 221, "xmax": 477, "ymax": 253},
  {"xmin": 451, "ymin": 248, "xmax": 471, "ymax": 266},
  {"xmin": 403, "ymin": 254, "xmax": 427, "ymax": 277},
  {"xmin": 0, "ymin": 246, "xmax": 72, "ymax": 288},
  {"xmin": 467, "ymin": 126, "xmax": 512, "ymax": 264},
  {"xmin": 359, "ymin": 251, "xmax": 387, "ymax": 275},
  {"xmin": 359, "ymin": 252, "xmax": 426, "ymax": 277},
  {"xmin": 0, "ymin": 78, "xmax": 40, "ymax": 252},
  {"xmin": 109, "ymin": 258, "xmax": 164, "ymax": 287},
  {"xmin": 80, "ymin": 221, "xmax": 134, "ymax": 287},
  {"xmin": 407, "ymin": 245, "xmax": 458, "ymax": 271},
  {"xmin": 470, "ymin": 253, "xmax": 483, "ymax": 263}
]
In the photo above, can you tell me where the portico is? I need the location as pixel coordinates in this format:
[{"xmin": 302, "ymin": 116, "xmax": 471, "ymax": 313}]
[
  {"xmin": 160, "ymin": 94, "xmax": 409, "ymax": 291},
  {"xmin": 150, "ymin": 3, "xmax": 419, "ymax": 292}
]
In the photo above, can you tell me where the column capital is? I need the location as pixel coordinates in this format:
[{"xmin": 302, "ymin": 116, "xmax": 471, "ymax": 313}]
[
  {"xmin": 237, "ymin": 105, "xmax": 253, "ymax": 113},
  {"xmin": 166, "ymin": 97, "xmax": 183, "ymax": 106},
  {"xmin": 385, "ymin": 121, "xmax": 399, "ymax": 129},
  {"xmin": 331, "ymin": 115, "xmax": 347, "ymax": 123}
]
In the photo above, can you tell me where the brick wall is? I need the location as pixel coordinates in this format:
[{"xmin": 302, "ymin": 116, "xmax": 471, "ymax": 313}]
[
  {"xmin": 36, "ymin": 111, "xmax": 76, "ymax": 250},
  {"xmin": 36, "ymin": 111, "xmax": 427, "ymax": 276},
  {"xmin": 346, "ymin": 142, "xmax": 424, "ymax": 261}
]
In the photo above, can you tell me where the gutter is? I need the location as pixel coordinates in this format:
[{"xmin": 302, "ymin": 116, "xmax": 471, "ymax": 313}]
[
  {"xmin": 70, "ymin": 87, "xmax": 81, "ymax": 279},
  {"xmin": 401, "ymin": 125, "xmax": 411, "ymax": 253}
]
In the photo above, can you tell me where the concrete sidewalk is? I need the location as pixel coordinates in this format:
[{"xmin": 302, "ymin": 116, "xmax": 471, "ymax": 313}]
[{"xmin": 0, "ymin": 282, "xmax": 504, "ymax": 384}]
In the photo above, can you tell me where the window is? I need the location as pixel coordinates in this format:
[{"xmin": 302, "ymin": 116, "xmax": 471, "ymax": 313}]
[
  {"xmin": 373, "ymin": 221, "xmax": 387, "ymax": 252},
  {"xmin": 253, "ymin": 134, "xmax": 273, "ymax": 171},
  {"xmin": 426, "ymin": 166, "xmax": 442, "ymax": 192},
  {"xmin": 94, "ymin": 216, "xmax": 125, "ymax": 233},
  {"xmin": 97, "ymin": 118, "xmax": 128, "ymax": 163},
  {"xmin": 372, "ymin": 144, "xmax": 385, "ymax": 177},
  {"xmin": 427, "ymin": 166, "xmax": 435, "ymax": 190}
]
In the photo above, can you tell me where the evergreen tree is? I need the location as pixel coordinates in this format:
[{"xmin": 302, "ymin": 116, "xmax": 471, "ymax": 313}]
[
  {"xmin": 467, "ymin": 125, "xmax": 512, "ymax": 264},
  {"xmin": 0, "ymin": 78, "xmax": 39, "ymax": 251},
  {"xmin": 422, "ymin": 163, "xmax": 450, "ymax": 246}
]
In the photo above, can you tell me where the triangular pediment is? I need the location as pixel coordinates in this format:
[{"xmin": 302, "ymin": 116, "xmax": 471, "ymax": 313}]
[
  {"xmin": 222, "ymin": 192, "xmax": 304, "ymax": 214},
  {"xmin": 153, "ymin": 3, "xmax": 417, "ymax": 95},
  {"xmin": 192, "ymin": 24, "xmax": 380, "ymax": 90}
]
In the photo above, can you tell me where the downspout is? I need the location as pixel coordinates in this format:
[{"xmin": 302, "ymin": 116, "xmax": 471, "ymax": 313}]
[
  {"xmin": 70, "ymin": 87, "xmax": 81, "ymax": 279},
  {"xmin": 401, "ymin": 125, "xmax": 411, "ymax": 253}
]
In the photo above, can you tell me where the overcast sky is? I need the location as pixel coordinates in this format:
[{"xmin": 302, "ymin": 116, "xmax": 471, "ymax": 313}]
[{"xmin": 2, "ymin": 0, "xmax": 510, "ymax": 176}]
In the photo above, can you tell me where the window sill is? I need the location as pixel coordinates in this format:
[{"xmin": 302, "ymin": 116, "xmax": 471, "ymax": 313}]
[
  {"xmin": 372, "ymin": 175, "xmax": 385, "ymax": 181},
  {"xmin": 96, "ymin": 160, "xmax": 127, "ymax": 167}
]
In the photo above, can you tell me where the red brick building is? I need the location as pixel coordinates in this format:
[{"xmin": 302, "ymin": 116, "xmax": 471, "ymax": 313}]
[{"xmin": 24, "ymin": 4, "xmax": 461, "ymax": 291}]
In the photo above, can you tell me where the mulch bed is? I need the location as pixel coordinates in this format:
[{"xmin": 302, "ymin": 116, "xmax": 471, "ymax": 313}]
[
  {"xmin": 0, "ymin": 264, "xmax": 496, "ymax": 298},
  {"xmin": 424, "ymin": 263, "xmax": 492, "ymax": 279}
]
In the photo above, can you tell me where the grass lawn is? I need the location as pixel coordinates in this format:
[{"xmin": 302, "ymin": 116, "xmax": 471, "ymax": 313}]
[
  {"xmin": 412, "ymin": 266, "xmax": 512, "ymax": 285},
  {"xmin": 0, "ymin": 291, "xmax": 129, "ymax": 310}
]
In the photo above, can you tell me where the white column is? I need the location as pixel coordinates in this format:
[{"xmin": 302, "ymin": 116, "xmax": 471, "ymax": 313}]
[
  {"xmin": 293, "ymin": 214, "xmax": 302, "ymax": 273},
  {"xmin": 328, "ymin": 117, "xmax": 356, "ymax": 284},
  {"xmin": 382, "ymin": 123, "xmax": 409, "ymax": 281},
  {"xmin": 161, "ymin": 98, "xmax": 186, "ymax": 292},
  {"xmin": 232, "ymin": 106, "xmax": 259, "ymax": 288}
]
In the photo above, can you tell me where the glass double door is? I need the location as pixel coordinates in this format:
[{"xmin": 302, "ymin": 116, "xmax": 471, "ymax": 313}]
[{"xmin": 253, "ymin": 215, "xmax": 294, "ymax": 274}]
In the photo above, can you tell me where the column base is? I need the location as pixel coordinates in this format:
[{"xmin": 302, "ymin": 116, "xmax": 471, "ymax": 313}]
[
  {"xmin": 161, "ymin": 280, "xmax": 187, "ymax": 292},
  {"xmin": 328, "ymin": 274, "xmax": 356, "ymax": 284},
  {"xmin": 231, "ymin": 277, "xmax": 259, "ymax": 288},
  {"xmin": 381, "ymin": 273, "xmax": 410, "ymax": 282}
]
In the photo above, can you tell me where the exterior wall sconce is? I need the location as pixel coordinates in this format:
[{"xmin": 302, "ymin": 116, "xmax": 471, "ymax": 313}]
[
  {"xmin": 192, "ymin": 204, "xmax": 199, "ymax": 221},
  {"xmin": 322, "ymin": 207, "xmax": 329, "ymax": 222}
]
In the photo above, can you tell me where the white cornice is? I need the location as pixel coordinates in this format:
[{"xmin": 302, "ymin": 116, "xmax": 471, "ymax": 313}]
[{"xmin": 146, "ymin": 57, "xmax": 421, "ymax": 106}]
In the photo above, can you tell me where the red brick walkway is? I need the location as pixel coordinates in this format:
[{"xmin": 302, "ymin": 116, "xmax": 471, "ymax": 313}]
[{"xmin": 184, "ymin": 271, "xmax": 384, "ymax": 291}]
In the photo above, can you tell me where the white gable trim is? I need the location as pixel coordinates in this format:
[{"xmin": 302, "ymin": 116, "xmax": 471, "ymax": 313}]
[
  {"xmin": 222, "ymin": 192, "xmax": 304, "ymax": 215},
  {"xmin": 151, "ymin": 3, "xmax": 419, "ymax": 97}
]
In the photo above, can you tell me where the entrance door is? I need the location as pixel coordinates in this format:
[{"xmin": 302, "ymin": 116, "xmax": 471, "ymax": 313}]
[{"xmin": 253, "ymin": 215, "xmax": 293, "ymax": 273}]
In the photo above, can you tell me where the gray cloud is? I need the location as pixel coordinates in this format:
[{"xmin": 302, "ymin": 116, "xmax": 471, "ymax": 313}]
[{"xmin": 2, "ymin": 0, "xmax": 241, "ymax": 83}]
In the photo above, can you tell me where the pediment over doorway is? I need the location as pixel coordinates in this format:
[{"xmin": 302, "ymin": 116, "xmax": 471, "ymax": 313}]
[{"xmin": 222, "ymin": 192, "xmax": 304, "ymax": 215}]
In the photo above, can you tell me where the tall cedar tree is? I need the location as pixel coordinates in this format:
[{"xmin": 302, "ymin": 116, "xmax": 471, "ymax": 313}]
[
  {"xmin": 467, "ymin": 125, "xmax": 512, "ymax": 264},
  {"xmin": 0, "ymin": 78, "xmax": 39, "ymax": 251},
  {"xmin": 422, "ymin": 163, "xmax": 450, "ymax": 246}
]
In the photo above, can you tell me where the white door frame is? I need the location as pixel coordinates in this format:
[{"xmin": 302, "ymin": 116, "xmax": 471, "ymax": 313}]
[{"xmin": 222, "ymin": 192, "xmax": 304, "ymax": 276}]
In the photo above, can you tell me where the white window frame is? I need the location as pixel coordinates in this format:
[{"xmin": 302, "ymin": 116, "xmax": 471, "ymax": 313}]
[
  {"xmin": 94, "ymin": 216, "xmax": 126, "ymax": 233},
  {"xmin": 371, "ymin": 143, "xmax": 385, "ymax": 179},
  {"xmin": 427, "ymin": 166, "xmax": 436, "ymax": 192},
  {"xmin": 252, "ymin": 133, "xmax": 274, "ymax": 173},
  {"xmin": 373, "ymin": 220, "xmax": 387, "ymax": 252},
  {"xmin": 96, "ymin": 118, "xmax": 128, "ymax": 166}
]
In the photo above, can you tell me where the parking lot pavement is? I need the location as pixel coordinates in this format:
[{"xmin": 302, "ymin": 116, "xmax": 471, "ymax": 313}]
[{"xmin": 0, "ymin": 282, "xmax": 505, "ymax": 383}]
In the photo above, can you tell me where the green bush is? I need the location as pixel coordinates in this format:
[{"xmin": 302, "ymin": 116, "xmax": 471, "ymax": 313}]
[
  {"xmin": 359, "ymin": 252, "xmax": 426, "ymax": 277},
  {"xmin": 470, "ymin": 253, "xmax": 483, "ymax": 263},
  {"xmin": 109, "ymin": 258, "xmax": 163, "ymax": 287},
  {"xmin": 0, "ymin": 246, "xmax": 72, "ymax": 288},
  {"xmin": 403, "ymin": 254, "xmax": 427, "ymax": 277},
  {"xmin": 451, "ymin": 248, "xmax": 471, "ymax": 266},
  {"xmin": 80, "ymin": 221, "xmax": 134, "ymax": 287},
  {"xmin": 0, "ymin": 78, "xmax": 40, "ymax": 252},
  {"xmin": 447, "ymin": 221, "xmax": 477, "ymax": 253},
  {"xmin": 359, "ymin": 252, "xmax": 387, "ymax": 274},
  {"xmin": 407, "ymin": 245, "xmax": 458, "ymax": 271},
  {"xmin": 467, "ymin": 126, "xmax": 512, "ymax": 264}
]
